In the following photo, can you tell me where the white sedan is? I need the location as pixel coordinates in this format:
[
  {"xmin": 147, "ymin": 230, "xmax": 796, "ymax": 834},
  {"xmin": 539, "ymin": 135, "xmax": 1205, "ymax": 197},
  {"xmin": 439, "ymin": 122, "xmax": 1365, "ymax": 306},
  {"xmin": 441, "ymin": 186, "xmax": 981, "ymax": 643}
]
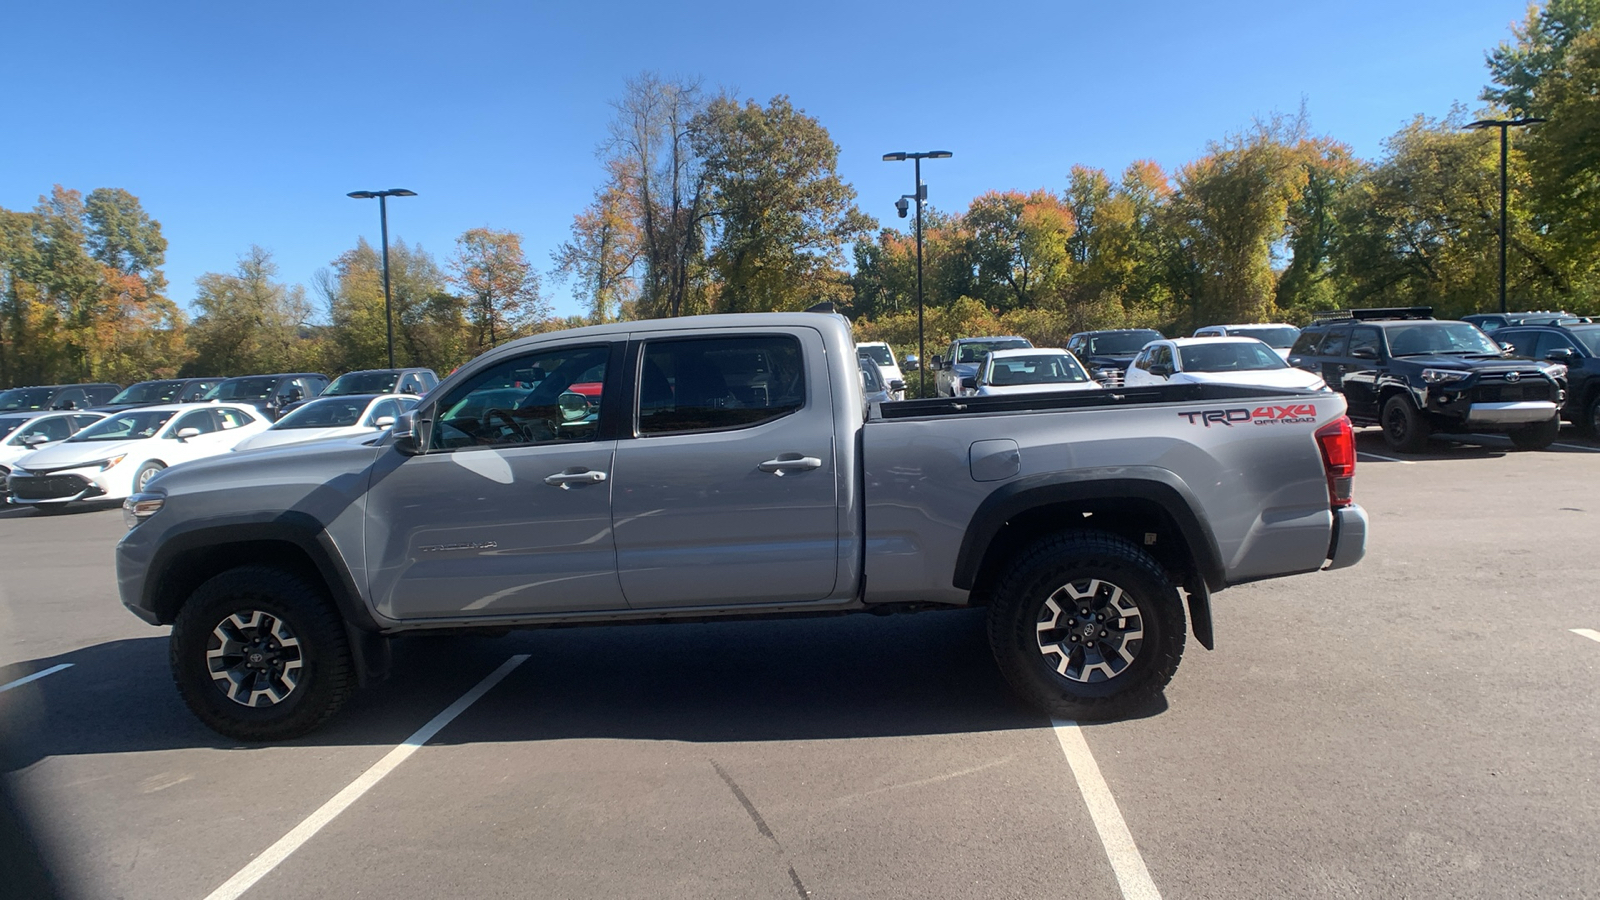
[
  {"xmin": 961, "ymin": 348, "xmax": 1102, "ymax": 397},
  {"xmin": 233, "ymin": 393, "xmax": 418, "ymax": 452},
  {"xmin": 1125, "ymin": 337, "xmax": 1329, "ymax": 390},
  {"xmin": 0, "ymin": 411, "xmax": 108, "ymax": 493},
  {"xmin": 6, "ymin": 403, "xmax": 268, "ymax": 508}
]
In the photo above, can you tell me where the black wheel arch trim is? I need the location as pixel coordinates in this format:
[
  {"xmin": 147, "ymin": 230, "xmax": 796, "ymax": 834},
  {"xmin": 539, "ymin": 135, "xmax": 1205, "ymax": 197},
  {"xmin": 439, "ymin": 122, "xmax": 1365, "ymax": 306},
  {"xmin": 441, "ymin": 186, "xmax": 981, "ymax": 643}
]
[
  {"xmin": 952, "ymin": 471, "xmax": 1227, "ymax": 594},
  {"xmin": 140, "ymin": 514, "xmax": 379, "ymax": 634}
]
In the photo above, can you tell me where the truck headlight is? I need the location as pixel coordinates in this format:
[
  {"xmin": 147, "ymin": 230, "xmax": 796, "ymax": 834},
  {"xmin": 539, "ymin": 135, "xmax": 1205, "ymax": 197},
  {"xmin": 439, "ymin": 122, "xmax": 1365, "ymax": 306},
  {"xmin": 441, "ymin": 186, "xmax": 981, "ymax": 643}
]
[
  {"xmin": 122, "ymin": 493, "xmax": 164, "ymax": 528},
  {"xmin": 1541, "ymin": 363, "xmax": 1567, "ymax": 380},
  {"xmin": 1421, "ymin": 368, "xmax": 1470, "ymax": 385}
]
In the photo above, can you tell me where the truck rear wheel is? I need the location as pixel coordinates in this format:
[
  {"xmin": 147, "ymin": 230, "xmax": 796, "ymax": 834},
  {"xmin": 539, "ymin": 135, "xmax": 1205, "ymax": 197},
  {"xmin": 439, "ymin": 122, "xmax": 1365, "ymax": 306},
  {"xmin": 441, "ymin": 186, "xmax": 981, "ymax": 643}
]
[
  {"xmin": 170, "ymin": 566, "xmax": 353, "ymax": 742},
  {"xmin": 987, "ymin": 532, "xmax": 1185, "ymax": 721}
]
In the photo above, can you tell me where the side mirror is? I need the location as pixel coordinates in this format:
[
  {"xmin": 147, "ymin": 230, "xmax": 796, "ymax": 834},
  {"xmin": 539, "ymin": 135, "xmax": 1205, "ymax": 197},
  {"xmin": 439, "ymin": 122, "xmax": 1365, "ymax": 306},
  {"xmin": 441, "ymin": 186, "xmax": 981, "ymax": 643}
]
[
  {"xmin": 374, "ymin": 416, "xmax": 395, "ymax": 429},
  {"xmin": 1350, "ymin": 347, "xmax": 1378, "ymax": 360},
  {"xmin": 901, "ymin": 355, "xmax": 919, "ymax": 372},
  {"xmin": 392, "ymin": 409, "xmax": 430, "ymax": 454},
  {"xmin": 1149, "ymin": 363, "xmax": 1172, "ymax": 378},
  {"xmin": 1499, "ymin": 342, "xmax": 1516, "ymax": 353},
  {"xmin": 888, "ymin": 379, "xmax": 905, "ymax": 393},
  {"xmin": 1546, "ymin": 347, "xmax": 1576, "ymax": 361},
  {"xmin": 402, "ymin": 383, "xmax": 418, "ymax": 394},
  {"xmin": 176, "ymin": 427, "xmax": 201, "ymax": 440},
  {"xmin": 22, "ymin": 434, "xmax": 49, "ymax": 447}
]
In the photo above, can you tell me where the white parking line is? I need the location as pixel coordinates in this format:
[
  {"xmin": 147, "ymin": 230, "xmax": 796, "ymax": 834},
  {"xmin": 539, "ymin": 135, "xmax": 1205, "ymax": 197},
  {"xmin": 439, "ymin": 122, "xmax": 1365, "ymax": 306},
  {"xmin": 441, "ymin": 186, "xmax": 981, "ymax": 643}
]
[
  {"xmin": 1052, "ymin": 719, "xmax": 1162, "ymax": 900},
  {"xmin": 0, "ymin": 663, "xmax": 72, "ymax": 693},
  {"xmin": 1357, "ymin": 451, "xmax": 1416, "ymax": 465},
  {"xmin": 1571, "ymin": 629, "xmax": 1600, "ymax": 644},
  {"xmin": 202, "ymin": 654, "xmax": 529, "ymax": 900}
]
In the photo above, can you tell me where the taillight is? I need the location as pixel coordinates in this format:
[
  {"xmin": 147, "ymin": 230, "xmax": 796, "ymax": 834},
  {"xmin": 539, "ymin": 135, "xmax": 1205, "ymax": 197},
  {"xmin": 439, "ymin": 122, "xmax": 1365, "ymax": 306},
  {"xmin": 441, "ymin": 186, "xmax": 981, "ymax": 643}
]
[{"xmin": 1314, "ymin": 415, "xmax": 1356, "ymax": 508}]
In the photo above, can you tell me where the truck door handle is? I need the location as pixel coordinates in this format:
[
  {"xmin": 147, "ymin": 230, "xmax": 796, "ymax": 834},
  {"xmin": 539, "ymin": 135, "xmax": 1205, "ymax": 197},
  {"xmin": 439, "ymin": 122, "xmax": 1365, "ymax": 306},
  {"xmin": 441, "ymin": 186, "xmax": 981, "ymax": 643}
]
[
  {"xmin": 758, "ymin": 455, "xmax": 822, "ymax": 475},
  {"xmin": 544, "ymin": 469, "xmax": 607, "ymax": 487}
]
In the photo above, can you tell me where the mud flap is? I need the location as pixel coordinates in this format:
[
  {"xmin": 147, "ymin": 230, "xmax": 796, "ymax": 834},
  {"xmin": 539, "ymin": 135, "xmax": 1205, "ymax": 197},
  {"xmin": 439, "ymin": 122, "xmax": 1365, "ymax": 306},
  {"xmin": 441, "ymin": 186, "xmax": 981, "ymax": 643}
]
[{"xmin": 1184, "ymin": 577, "xmax": 1214, "ymax": 650}]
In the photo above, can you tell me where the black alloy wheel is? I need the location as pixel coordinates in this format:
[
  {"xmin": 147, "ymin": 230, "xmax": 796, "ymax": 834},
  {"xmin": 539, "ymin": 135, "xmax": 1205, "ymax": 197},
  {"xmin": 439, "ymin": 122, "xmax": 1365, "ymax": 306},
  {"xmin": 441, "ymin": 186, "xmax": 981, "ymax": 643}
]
[{"xmin": 1381, "ymin": 394, "xmax": 1431, "ymax": 454}]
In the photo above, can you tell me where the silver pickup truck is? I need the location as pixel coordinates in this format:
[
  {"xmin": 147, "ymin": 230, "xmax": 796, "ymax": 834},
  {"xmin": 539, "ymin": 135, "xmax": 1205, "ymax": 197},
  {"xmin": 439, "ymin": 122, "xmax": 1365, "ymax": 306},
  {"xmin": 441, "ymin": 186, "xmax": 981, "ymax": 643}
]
[{"xmin": 116, "ymin": 312, "xmax": 1367, "ymax": 741}]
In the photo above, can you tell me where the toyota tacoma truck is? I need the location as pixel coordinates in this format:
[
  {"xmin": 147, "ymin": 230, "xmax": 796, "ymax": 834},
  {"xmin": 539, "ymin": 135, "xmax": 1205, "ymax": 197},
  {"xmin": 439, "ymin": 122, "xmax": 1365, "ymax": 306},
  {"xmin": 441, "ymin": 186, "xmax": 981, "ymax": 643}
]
[{"xmin": 116, "ymin": 312, "xmax": 1368, "ymax": 741}]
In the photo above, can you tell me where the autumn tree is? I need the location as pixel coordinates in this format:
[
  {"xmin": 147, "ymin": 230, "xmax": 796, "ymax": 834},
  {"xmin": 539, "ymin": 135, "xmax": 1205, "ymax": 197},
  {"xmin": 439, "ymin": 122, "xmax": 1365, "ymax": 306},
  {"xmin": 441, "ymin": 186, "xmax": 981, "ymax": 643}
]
[
  {"xmin": 185, "ymin": 246, "xmax": 315, "ymax": 376},
  {"xmin": 966, "ymin": 190, "xmax": 1075, "ymax": 312},
  {"xmin": 694, "ymin": 94, "xmax": 874, "ymax": 312},
  {"xmin": 552, "ymin": 173, "xmax": 640, "ymax": 324},
  {"xmin": 319, "ymin": 238, "xmax": 467, "ymax": 373},
  {"xmin": 450, "ymin": 228, "xmax": 546, "ymax": 351}
]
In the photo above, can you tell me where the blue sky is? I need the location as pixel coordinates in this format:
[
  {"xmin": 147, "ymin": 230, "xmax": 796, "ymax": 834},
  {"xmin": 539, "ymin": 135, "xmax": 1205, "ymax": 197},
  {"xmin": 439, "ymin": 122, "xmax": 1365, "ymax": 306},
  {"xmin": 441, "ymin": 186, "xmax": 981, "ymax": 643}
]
[{"xmin": 1, "ymin": 0, "xmax": 1527, "ymax": 319}]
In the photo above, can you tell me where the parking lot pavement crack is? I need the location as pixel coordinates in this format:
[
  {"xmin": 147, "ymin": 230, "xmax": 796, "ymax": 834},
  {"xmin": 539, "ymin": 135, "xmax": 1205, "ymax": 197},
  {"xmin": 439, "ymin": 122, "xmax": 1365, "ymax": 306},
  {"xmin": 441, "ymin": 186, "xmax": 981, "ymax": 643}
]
[{"xmin": 710, "ymin": 759, "xmax": 810, "ymax": 899}]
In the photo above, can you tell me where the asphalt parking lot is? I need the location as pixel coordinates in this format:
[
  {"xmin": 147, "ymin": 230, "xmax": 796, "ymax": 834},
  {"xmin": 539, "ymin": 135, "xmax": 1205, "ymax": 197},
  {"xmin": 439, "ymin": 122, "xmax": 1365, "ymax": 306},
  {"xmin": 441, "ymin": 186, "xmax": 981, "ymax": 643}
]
[{"xmin": 2, "ymin": 427, "xmax": 1598, "ymax": 900}]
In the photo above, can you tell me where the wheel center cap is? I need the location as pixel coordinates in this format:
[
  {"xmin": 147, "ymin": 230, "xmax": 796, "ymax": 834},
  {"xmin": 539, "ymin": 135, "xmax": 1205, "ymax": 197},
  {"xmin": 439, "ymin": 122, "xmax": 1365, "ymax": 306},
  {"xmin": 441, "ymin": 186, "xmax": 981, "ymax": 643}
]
[{"xmin": 247, "ymin": 651, "xmax": 265, "ymax": 665}]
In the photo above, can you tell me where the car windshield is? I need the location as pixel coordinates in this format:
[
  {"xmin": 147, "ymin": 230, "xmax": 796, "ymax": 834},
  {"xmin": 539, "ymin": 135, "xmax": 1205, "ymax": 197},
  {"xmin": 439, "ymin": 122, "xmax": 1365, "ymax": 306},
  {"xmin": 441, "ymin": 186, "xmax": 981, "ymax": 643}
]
[
  {"xmin": 0, "ymin": 416, "xmax": 29, "ymax": 440},
  {"xmin": 858, "ymin": 345, "xmax": 894, "ymax": 366},
  {"xmin": 1087, "ymin": 332, "xmax": 1163, "ymax": 355},
  {"xmin": 957, "ymin": 339, "xmax": 1030, "ymax": 363},
  {"xmin": 1177, "ymin": 341, "xmax": 1287, "ymax": 372},
  {"xmin": 1385, "ymin": 323, "xmax": 1502, "ymax": 356},
  {"xmin": 108, "ymin": 380, "xmax": 187, "ymax": 405},
  {"xmin": 69, "ymin": 410, "xmax": 177, "ymax": 442},
  {"xmin": 1225, "ymin": 326, "xmax": 1299, "ymax": 349},
  {"xmin": 325, "ymin": 371, "xmax": 399, "ymax": 394},
  {"xmin": 1569, "ymin": 328, "xmax": 1600, "ymax": 355},
  {"xmin": 0, "ymin": 388, "xmax": 54, "ymax": 412},
  {"xmin": 986, "ymin": 354, "xmax": 1091, "ymax": 385},
  {"xmin": 273, "ymin": 397, "xmax": 372, "ymax": 429},
  {"xmin": 204, "ymin": 377, "xmax": 278, "ymax": 401},
  {"xmin": 857, "ymin": 358, "xmax": 886, "ymax": 392}
]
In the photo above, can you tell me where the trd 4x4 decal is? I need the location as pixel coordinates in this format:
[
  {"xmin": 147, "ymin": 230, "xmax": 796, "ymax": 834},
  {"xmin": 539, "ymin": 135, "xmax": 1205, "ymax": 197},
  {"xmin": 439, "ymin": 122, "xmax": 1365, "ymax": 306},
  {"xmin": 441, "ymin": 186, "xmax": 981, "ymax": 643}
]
[{"xmin": 1180, "ymin": 404, "xmax": 1318, "ymax": 427}]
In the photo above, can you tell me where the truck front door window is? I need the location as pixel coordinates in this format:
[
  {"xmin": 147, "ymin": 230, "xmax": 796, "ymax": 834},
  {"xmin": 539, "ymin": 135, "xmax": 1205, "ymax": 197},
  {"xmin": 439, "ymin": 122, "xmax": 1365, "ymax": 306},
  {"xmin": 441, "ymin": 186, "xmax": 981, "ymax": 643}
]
[{"xmin": 433, "ymin": 346, "xmax": 610, "ymax": 450}]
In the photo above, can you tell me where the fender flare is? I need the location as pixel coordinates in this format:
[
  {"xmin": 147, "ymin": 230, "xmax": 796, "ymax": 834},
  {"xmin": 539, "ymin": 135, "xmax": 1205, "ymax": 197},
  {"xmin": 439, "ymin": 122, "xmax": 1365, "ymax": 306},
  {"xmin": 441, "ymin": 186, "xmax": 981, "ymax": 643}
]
[{"xmin": 951, "ymin": 470, "xmax": 1226, "ymax": 593}]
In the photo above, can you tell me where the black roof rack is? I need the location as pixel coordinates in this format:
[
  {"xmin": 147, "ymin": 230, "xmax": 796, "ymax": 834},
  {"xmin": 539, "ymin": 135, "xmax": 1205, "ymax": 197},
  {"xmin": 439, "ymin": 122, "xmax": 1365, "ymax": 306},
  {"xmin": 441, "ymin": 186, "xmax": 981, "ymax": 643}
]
[{"xmin": 1311, "ymin": 306, "xmax": 1433, "ymax": 323}]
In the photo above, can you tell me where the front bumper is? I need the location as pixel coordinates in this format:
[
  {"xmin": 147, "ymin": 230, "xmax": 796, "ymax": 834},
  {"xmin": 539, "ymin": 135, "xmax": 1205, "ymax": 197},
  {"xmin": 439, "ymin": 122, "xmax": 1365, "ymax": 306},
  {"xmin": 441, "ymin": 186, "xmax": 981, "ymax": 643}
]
[
  {"xmin": 1325, "ymin": 504, "xmax": 1368, "ymax": 571},
  {"xmin": 7, "ymin": 471, "xmax": 107, "ymax": 504},
  {"xmin": 1464, "ymin": 401, "xmax": 1559, "ymax": 426}
]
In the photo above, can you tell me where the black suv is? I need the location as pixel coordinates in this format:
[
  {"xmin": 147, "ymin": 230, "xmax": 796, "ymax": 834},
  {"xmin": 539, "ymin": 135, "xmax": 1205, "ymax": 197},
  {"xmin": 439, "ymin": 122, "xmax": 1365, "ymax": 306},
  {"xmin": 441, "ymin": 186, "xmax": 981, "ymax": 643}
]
[
  {"xmin": 0, "ymin": 383, "xmax": 120, "ymax": 413},
  {"xmin": 201, "ymin": 373, "xmax": 329, "ymax": 421},
  {"xmin": 1064, "ymin": 329, "xmax": 1165, "ymax": 387},
  {"xmin": 1461, "ymin": 311, "xmax": 1591, "ymax": 332},
  {"xmin": 1496, "ymin": 323, "xmax": 1600, "ymax": 436},
  {"xmin": 1288, "ymin": 308, "xmax": 1564, "ymax": 452},
  {"xmin": 95, "ymin": 377, "xmax": 222, "ymax": 413}
]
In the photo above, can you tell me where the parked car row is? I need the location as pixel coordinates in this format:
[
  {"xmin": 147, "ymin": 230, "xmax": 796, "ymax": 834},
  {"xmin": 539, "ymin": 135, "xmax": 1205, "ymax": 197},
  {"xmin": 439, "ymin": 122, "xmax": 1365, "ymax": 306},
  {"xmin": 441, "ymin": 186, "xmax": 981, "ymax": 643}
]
[{"xmin": 863, "ymin": 306, "xmax": 1588, "ymax": 454}]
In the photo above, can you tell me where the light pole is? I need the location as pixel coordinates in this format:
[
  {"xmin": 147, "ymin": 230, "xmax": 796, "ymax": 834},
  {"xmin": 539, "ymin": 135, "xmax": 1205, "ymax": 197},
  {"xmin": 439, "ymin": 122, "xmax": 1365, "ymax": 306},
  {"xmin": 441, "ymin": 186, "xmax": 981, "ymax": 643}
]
[
  {"xmin": 347, "ymin": 188, "xmax": 417, "ymax": 368},
  {"xmin": 883, "ymin": 150, "xmax": 952, "ymax": 397},
  {"xmin": 1466, "ymin": 118, "xmax": 1543, "ymax": 315}
]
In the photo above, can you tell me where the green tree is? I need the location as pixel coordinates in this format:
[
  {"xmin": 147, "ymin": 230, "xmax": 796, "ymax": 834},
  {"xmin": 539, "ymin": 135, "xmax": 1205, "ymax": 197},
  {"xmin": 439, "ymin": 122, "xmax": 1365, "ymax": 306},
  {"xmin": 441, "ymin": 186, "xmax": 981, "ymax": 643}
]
[{"xmin": 185, "ymin": 246, "xmax": 315, "ymax": 376}]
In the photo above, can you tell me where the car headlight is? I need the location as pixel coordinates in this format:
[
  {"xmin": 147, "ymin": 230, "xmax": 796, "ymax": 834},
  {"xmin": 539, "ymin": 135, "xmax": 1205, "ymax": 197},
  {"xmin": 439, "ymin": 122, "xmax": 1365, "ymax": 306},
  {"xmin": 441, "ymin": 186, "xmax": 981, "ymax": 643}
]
[
  {"xmin": 1421, "ymin": 368, "xmax": 1470, "ymax": 385},
  {"xmin": 122, "ymin": 492, "xmax": 164, "ymax": 529},
  {"xmin": 100, "ymin": 454, "xmax": 126, "ymax": 471},
  {"xmin": 1541, "ymin": 363, "xmax": 1568, "ymax": 380}
]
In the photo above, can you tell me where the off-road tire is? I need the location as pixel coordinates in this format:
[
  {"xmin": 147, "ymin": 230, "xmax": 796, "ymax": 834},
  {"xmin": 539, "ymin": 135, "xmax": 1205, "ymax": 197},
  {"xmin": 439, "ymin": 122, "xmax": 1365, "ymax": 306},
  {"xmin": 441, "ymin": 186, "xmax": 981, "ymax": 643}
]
[
  {"xmin": 1508, "ymin": 417, "xmax": 1559, "ymax": 451},
  {"xmin": 988, "ymin": 531, "xmax": 1185, "ymax": 721},
  {"xmin": 1579, "ymin": 392, "xmax": 1600, "ymax": 439},
  {"xmin": 170, "ymin": 566, "xmax": 353, "ymax": 742},
  {"xmin": 1381, "ymin": 393, "xmax": 1432, "ymax": 453},
  {"xmin": 132, "ymin": 461, "xmax": 165, "ymax": 492}
]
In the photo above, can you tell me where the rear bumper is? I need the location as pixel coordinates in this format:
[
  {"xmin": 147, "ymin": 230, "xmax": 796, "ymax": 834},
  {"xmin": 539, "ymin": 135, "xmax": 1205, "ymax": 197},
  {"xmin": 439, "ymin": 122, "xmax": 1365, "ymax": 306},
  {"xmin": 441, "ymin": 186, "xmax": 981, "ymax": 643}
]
[
  {"xmin": 1464, "ymin": 401, "xmax": 1558, "ymax": 426},
  {"xmin": 1325, "ymin": 504, "xmax": 1368, "ymax": 571}
]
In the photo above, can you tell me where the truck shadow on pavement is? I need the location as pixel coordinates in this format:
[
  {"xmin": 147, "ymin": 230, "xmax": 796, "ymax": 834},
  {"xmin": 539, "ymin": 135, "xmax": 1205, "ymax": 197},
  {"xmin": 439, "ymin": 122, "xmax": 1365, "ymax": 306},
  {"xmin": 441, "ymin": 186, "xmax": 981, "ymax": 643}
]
[{"xmin": 0, "ymin": 609, "xmax": 1166, "ymax": 767}]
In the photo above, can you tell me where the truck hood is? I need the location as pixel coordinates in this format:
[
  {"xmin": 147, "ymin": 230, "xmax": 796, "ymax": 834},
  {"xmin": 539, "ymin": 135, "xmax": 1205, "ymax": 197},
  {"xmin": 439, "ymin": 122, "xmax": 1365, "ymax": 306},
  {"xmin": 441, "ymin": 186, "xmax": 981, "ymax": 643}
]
[
  {"xmin": 1395, "ymin": 355, "xmax": 1549, "ymax": 373},
  {"xmin": 234, "ymin": 425, "xmax": 378, "ymax": 452},
  {"xmin": 153, "ymin": 431, "xmax": 384, "ymax": 494},
  {"xmin": 1083, "ymin": 353, "xmax": 1138, "ymax": 370}
]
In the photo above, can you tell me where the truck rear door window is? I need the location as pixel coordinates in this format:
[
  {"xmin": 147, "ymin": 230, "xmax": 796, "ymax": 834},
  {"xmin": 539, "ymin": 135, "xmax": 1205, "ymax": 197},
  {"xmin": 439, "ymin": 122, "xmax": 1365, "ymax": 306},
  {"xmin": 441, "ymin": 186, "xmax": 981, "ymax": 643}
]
[{"xmin": 637, "ymin": 335, "xmax": 805, "ymax": 435}]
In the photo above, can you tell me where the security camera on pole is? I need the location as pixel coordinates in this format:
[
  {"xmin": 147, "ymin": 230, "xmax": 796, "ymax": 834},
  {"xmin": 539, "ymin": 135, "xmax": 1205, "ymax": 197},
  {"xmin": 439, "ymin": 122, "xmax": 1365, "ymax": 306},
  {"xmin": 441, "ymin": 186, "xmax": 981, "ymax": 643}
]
[{"xmin": 882, "ymin": 150, "xmax": 952, "ymax": 397}]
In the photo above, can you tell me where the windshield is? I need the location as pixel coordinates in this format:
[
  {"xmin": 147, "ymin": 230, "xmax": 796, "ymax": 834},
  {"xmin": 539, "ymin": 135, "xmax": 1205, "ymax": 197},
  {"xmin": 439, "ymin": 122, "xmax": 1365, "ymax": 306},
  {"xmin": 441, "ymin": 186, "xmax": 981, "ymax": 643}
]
[
  {"xmin": 325, "ymin": 371, "xmax": 399, "ymax": 395},
  {"xmin": 957, "ymin": 339, "xmax": 1030, "ymax": 364},
  {"xmin": 1385, "ymin": 323, "xmax": 1502, "ymax": 356},
  {"xmin": 69, "ymin": 410, "xmax": 177, "ymax": 442},
  {"xmin": 273, "ymin": 397, "xmax": 372, "ymax": 429},
  {"xmin": 858, "ymin": 345, "xmax": 894, "ymax": 366},
  {"xmin": 0, "ymin": 388, "xmax": 54, "ymax": 412},
  {"xmin": 1224, "ymin": 326, "xmax": 1299, "ymax": 349},
  {"xmin": 1177, "ymin": 341, "xmax": 1287, "ymax": 372},
  {"xmin": 1570, "ymin": 328, "xmax": 1600, "ymax": 356},
  {"xmin": 109, "ymin": 380, "xmax": 187, "ymax": 405},
  {"xmin": 204, "ymin": 377, "xmax": 278, "ymax": 401},
  {"xmin": 985, "ymin": 353, "xmax": 1091, "ymax": 385},
  {"xmin": 1087, "ymin": 332, "xmax": 1163, "ymax": 355},
  {"xmin": 857, "ymin": 358, "xmax": 886, "ymax": 392}
]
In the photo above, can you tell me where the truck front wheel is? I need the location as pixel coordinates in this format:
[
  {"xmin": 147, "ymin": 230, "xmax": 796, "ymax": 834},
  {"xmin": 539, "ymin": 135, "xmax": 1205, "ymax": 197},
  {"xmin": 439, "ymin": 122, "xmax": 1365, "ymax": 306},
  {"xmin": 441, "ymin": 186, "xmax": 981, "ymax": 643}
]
[
  {"xmin": 988, "ymin": 532, "xmax": 1185, "ymax": 721},
  {"xmin": 170, "ymin": 566, "xmax": 354, "ymax": 742}
]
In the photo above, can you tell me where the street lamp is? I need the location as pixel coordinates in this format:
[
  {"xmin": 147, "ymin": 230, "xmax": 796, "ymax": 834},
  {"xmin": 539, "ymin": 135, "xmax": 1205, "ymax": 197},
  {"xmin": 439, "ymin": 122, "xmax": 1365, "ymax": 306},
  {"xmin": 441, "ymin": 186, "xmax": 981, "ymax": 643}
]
[
  {"xmin": 1465, "ymin": 118, "xmax": 1544, "ymax": 315},
  {"xmin": 347, "ymin": 188, "xmax": 418, "ymax": 368},
  {"xmin": 883, "ymin": 150, "xmax": 953, "ymax": 397}
]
